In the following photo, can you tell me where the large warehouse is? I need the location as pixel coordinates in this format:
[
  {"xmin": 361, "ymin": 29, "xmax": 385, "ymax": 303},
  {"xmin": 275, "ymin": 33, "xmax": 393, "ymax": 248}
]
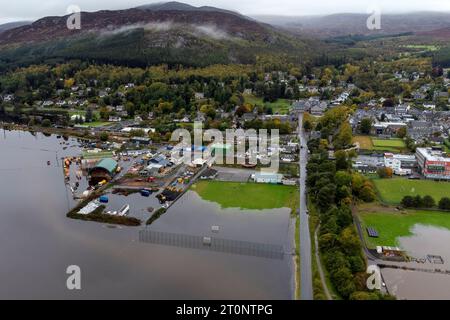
[{"xmin": 88, "ymin": 158, "xmax": 118, "ymax": 185}]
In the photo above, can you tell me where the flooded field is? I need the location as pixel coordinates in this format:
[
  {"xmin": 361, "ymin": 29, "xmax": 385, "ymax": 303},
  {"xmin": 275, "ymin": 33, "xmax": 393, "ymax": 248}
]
[
  {"xmin": 383, "ymin": 268, "xmax": 450, "ymax": 300},
  {"xmin": 151, "ymin": 190, "xmax": 294, "ymax": 245},
  {"xmin": 0, "ymin": 130, "xmax": 294, "ymax": 299},
  {"xmin": 382, "ymin": 225, "xmax": 450, "ymax": 299}
]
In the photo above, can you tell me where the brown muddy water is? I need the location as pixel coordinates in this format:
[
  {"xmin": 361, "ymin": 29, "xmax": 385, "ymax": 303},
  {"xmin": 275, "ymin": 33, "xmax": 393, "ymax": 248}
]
[
  {"xmin": 0, "ymin": 130, "xmax": 294, "ymax": 299},
  {"xmin": 382, "ymin": 225, "xmax": 450, "ymax": 299}
]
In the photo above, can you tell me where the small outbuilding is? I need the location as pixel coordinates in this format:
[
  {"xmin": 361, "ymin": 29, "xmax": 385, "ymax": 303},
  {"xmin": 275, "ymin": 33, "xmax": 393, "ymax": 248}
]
[{"xmin": 252, "ymin": 173, "xmax": 283, "ymax": 184}]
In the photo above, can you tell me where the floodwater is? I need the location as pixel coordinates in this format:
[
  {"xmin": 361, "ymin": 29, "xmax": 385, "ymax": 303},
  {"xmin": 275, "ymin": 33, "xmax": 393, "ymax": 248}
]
[
  {"xmin": 382, "ymin": 225, "xmax": 450, "ymax": 300},
  {"xmin": 102, "ymin": 192, "xmax": 161, "ymax": 221},
  {"xmin": 0, "ymin": 130, "xmax": 294, "ymax": 299}
]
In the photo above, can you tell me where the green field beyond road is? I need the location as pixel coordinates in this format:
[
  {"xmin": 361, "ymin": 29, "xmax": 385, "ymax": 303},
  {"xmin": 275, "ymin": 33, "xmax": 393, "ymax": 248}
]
[
  {"xmin": 360, "ymin": 209, "xmax": 450, "ymax": 248},
  {"xmin": 78, "ymin": 121, "xmax": 111, "ymax": 128},
  {"xmin": 243, "ymin": 94, "xmax": 292, "ymax": 115},
  {"xmin": 371, "ymin": 138, "xmax": 406, "ymax": 152},
  {"xmin": 372, "ymin": 178, "xmax": 450, "ymax": 204},
  {"xmin": 191, "ymin": 180, "xmax": 298, "ymax": 212}
]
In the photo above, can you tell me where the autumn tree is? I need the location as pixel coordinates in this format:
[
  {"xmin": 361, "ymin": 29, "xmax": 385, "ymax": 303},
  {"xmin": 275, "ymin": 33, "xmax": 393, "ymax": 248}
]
[
  {"xmin": 335, "ymin": 122, "xmax": 353, "ymax": 149},
  {"xmin": 377, "ymin": 167, "xmax": 393, "ymax": 179},
  {"xmin": 397, "ymin": 126, "xmax": 407, "ymax": 139}
]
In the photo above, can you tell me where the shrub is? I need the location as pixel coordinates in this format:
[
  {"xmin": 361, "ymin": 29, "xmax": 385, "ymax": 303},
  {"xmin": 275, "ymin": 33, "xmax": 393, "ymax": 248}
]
[
  {"xmin": 412, "ymin": 195, "xmax": 423, "ymax": 208},
  {"xmin": 439, "ymin": 197, "xmax": 450, "ymax": 210},
  {"xmin": 401, "ymin": 195, "xmax": 414, "ymax": 208},
  {"xmin": 422, "ymin": 195, "xmax": 436, "ymax": 208},
  {"xmin": 41, "ymin": 119, "xmax": 51, "ymax": 127},
  {"xmin": 402, "ymin": 195, "xmax": 438, "ymax": 209},
  {"xmin": 99, "ymin": 132, "xmax": 109, "ymax": 142}
]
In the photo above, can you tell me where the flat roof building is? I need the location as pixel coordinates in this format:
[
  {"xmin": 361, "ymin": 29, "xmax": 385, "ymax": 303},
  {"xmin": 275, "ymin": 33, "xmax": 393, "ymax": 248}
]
[
  {"xmin": 416, "ymin": 147, "xmax": 450, "ymax": 180},
  {"xmin": 384, "ymin": 153, "xmax": 416, "ymax": 176},
  {"xmin": 252, "ymin": 173, "xmax": 283, "ymax": 184}
]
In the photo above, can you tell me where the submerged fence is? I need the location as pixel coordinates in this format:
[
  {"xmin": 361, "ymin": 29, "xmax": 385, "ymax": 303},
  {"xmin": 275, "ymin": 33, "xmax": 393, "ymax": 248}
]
[{"xmin": 139, "ymin": 230, "xmax": 286, "ymax": 260}]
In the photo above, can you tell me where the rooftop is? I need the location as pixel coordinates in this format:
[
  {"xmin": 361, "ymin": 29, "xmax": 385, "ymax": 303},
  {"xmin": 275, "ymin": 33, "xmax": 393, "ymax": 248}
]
[
  {"xmin": 384, "ymin": 153, "xmax": 416, "ymax": 160},
  {"xmin": 416, "ymin": 148, "xmax": 450, "ymax": 162},
  {"xmin": 253, "ymin": 172, "xmax": 283, "ymax": 179},
  {"xmin": 374, "ymin": 122, "xmax": 407, "ymax": 128},
  {"xmin": 91, "ymin": 158, "xmax": 118, "ymax": 175}
]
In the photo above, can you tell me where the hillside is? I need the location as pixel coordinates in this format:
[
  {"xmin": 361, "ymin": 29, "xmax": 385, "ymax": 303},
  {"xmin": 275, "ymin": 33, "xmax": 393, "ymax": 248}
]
[
  {"xmin": 0, "ymin": 3, "xmax": 316, "ymax": 68},
  {"xmin": 417, "ymin": 27, "xmax": 450, "ymax": 40},
  {"xmin": 0, "ymin": 21, "xmax": 32, "ymax": 33},
  {"xmin": 136, "ymin": 1, "xmax": 244, "ymax": 17},
  {"xmin": 253, "ymin": 12, "xmax": 450, "ymax": 38}
]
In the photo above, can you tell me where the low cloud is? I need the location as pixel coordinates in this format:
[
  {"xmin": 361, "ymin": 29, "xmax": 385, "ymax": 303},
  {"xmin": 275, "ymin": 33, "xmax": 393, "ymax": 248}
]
[
  {"xmin": 96, "ymin": 21, "xmax": 231, "ymax": 40},
  {"xmin": 193, "ymin": 25, "xmax": 230, "ymax": 39}
]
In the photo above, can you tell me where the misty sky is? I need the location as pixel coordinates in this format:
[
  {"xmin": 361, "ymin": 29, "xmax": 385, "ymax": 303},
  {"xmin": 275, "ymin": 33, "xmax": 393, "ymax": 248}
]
[{"xmin": 1, "ymin": 0, "xmax": 450, "ymax": 24}]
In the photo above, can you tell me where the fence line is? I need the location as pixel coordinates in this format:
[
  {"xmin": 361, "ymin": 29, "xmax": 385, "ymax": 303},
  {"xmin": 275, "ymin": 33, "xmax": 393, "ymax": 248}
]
[{"xmin": 139, "ymin": 230, "xmax": 285, "ymax": 260}]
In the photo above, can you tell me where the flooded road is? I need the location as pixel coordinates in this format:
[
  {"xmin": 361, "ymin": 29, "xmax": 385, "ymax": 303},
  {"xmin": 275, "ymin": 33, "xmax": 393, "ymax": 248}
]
[
  {"xmin": 382, "ymin": 225, "xmax": 450, "ymax": 299},
  {"xmin": 0, "ymin": 130, "xmax": 294, "ymax": 299}
]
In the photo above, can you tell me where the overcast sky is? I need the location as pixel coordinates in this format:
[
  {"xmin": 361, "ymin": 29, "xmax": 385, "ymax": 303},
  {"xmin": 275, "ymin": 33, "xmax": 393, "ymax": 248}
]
[{"xmin": 1, "ymin": 0, "xmax": 450, "ymax": 24}]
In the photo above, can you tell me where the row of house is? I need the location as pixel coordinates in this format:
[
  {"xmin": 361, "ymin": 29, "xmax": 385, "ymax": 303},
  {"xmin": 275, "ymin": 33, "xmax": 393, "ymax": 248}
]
[{"xmin": 291, "ymin": 97, "xmax": 330, "ymax": 116}]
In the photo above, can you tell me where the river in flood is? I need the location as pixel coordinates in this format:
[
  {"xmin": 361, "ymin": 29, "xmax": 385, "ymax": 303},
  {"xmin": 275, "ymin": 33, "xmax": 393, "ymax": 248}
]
[
  {"xmin": 0, "ymin": 129, "xmax": 294, "ymax": 299},
  {"xmin": 382, "ymin": 225, "xmax": 450, "ymax": 300}
]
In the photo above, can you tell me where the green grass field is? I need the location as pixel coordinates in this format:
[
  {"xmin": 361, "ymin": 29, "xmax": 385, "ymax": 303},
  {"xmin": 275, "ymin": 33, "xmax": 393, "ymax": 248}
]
[
  {"xmin": 82, "ymin": 151, "xmax": 114, "ymax": 159},
  {"xmin": 371, "ymin": 138, "xmax": 406, "ymax": 152},
  {"xmin": 243, "ymin": 94, "xmax": 292, "ymax": 115},
  {"xmin": 353, "ymin": 135, "xmax": 374, "ymax": 150},
  {"xmin": 191, "ymin": 180, "xmax": 298, "ymax": 212},
  {"xmin": 372, "ymin": 178, "xmax": 450, "ymax": 204},
  {"xmin": 77, "ymin": 121, "xmax": 112, "ymax": 128},
  {"xmin": 360, "ymin": 208, "xmax": 450, "ymax": 248}
]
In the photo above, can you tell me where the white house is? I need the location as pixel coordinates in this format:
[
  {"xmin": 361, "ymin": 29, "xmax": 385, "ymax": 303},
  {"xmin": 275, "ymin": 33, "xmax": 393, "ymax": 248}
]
[
  {"xmin": 70, "ymin": 115, "xmax": 86, "ymax": 122},
  {"xmin": 194, "ymin": 92, "xmax": 205, "ymax": 100},
  {"xmin": 109, "ymin": 116, "xmax": 122, "ymax": 122},
  {"xmin": 121, "ymin": 127, "xmax": 155, "ymax": 134},
  {"xmin": 384, "ymin": 153, "xmax": 415, "ymax": 176}
]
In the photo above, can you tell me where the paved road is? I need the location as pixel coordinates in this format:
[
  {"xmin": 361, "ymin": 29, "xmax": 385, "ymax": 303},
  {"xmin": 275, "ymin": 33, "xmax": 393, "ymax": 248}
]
[{"xmin": 298, "ymin": 112, "xmax": 313, "ymax": 300}]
